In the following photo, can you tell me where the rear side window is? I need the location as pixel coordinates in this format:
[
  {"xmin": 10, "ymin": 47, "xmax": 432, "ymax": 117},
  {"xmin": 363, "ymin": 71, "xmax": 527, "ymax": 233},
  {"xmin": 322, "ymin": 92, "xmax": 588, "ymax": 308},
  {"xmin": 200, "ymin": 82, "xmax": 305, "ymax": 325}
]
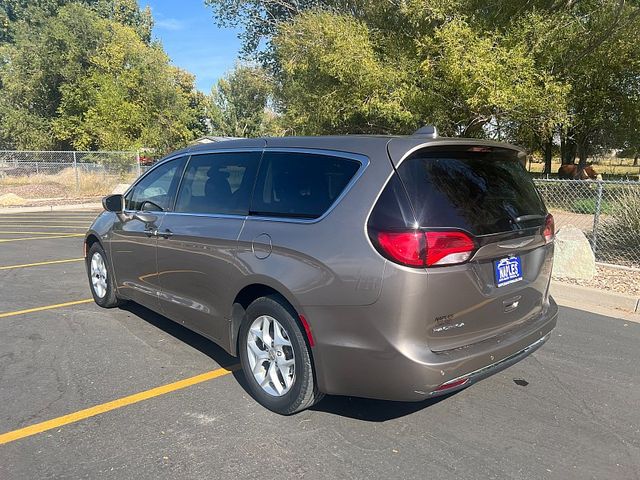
[
  {"xmin": 396, "ymin": 146, "xmax": 546, "ymax": 235},
  {"xmin": 175, "ymin": 152, "xmax": 260, "ymax": 215},
  {"xmin": 250, "ymin": 151, "xmax": 360, "ymax": 219},
  {"xmin": 368, "ymin": 173, "xmax": 417, "ymax": 230}
]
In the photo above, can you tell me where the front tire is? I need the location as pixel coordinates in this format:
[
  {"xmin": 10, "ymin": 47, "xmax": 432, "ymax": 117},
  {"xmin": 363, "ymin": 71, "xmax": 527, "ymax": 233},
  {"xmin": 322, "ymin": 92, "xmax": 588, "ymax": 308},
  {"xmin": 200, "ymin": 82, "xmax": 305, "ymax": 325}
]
[
  {"xmin": 87, "ymin": 243, "xmax": 120, "ymax": 308},
  {"xmin": 239, "ymin": 295, "xmax": 323, "ymax": 414}
]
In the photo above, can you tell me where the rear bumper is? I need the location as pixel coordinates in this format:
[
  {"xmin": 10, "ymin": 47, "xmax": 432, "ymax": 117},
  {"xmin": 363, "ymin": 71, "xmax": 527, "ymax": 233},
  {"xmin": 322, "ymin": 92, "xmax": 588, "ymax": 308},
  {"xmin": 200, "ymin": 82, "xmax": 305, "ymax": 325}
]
[
  {"xmin": 424, "ymin": 332, "xmax": 550, "ymax": 398},
  {"xmin": 305, "ymin": 297, "xmax": 558, "ymax": 402}
]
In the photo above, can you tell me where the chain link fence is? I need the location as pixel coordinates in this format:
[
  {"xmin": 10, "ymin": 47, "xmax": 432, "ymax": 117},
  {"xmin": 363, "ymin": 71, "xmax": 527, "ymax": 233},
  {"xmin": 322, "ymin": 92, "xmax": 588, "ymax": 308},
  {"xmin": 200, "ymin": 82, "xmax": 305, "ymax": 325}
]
[
  {"xmin": 534, "ymin": 179, "xmax": 640, "ymax": 268},
  {"xmin": 0, "ymin": 151, "xmax": 143, "ymax": 203},
  {"xmin": 1, "ymin": 151, "xmax": 638, "ymax": 267}
]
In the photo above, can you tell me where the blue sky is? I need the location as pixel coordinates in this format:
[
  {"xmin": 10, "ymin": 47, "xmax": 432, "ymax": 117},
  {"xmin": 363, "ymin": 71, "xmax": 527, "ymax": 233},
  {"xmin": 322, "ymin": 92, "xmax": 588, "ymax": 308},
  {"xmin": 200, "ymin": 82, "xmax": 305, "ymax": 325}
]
[{"xmin": 138, "ymin": 1, "xmax": 242, "ymax": 93}]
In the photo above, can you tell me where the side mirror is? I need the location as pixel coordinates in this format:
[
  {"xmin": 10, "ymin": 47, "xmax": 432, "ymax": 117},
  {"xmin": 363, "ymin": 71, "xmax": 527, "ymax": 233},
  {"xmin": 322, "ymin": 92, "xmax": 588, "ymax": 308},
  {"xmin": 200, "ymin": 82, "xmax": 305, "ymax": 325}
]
[{"xmin": 103, "ymin": 194, "xmax": 124, "ymax": 213}]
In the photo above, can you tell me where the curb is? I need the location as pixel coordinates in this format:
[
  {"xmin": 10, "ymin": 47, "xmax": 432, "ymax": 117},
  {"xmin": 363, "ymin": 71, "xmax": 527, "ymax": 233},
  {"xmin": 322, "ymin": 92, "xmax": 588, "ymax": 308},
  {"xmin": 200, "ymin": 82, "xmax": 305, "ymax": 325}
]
[
  {"xmin": 596, "ymin": 262, "xmax": 640, "ymax": 273},
  {"xmin": 551, "ymin": 281, "xmax": 639, "ymax": 313},
  {"xmin": 0, "ymin": 203, "xmax": 102, "ymax": 214}
]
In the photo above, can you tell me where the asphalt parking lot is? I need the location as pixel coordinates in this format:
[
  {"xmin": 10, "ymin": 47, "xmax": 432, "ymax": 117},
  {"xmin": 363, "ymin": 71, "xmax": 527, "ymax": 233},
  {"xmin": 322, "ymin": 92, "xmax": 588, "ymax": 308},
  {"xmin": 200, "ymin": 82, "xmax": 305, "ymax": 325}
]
[{"xmin": 0, "ymin": 211, "xmax": 639, "ymax": 479}]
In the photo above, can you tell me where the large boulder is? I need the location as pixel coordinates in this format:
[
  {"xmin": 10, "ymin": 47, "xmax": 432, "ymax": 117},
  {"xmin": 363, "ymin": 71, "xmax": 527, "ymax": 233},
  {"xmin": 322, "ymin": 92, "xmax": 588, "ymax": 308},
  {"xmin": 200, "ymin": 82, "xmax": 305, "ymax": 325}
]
[{"xmin": 553, "ymin": 225, "xmax": 596, "ymax": 280}]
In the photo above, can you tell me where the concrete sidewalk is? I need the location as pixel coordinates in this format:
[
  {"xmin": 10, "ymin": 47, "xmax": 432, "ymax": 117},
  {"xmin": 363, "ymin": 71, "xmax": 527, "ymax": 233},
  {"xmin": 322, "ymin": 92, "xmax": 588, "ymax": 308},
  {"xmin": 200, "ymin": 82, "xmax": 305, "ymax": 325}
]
[
  {"xmin": 0, "ymin": 202, "xmax": 101, "ymax": 213},
  {"xmin": 551, "ymin": 281, "xmax": 640, "ymax": 322}
]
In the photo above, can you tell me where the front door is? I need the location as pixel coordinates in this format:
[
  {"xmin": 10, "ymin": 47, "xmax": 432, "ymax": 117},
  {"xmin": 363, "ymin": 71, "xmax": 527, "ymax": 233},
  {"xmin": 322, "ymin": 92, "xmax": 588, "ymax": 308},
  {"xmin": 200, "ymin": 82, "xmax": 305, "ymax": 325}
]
[
  {"xmin": 156, "ymin": 150, "xmax": 261, "ymax": 341},
  {"xmin": 110, "ymin": 156, "xmax": 186, "ymax": 309}
]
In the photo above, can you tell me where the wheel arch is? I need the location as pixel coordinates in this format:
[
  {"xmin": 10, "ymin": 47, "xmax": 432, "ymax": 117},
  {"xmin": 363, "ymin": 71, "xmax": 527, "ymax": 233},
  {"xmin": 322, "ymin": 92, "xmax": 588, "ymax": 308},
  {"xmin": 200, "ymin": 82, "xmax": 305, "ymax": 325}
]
[
  {"xmin": 84, "ymin": 232, "xmax": 102, "ymax": 258},
  {"xmin": 229, "ymin": 281, "xmax": 311, "ymax": 358},
  {"xmin": 84, "ymin": 231, "xmax": 120, "ymax": 297}
]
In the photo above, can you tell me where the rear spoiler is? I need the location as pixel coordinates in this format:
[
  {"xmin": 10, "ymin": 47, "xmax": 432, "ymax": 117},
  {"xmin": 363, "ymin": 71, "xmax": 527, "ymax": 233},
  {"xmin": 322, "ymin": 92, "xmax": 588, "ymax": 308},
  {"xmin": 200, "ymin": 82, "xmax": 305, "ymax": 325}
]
[{"xmin": 387, "ymin": 138, "xmax": 527, "ymax": 168}]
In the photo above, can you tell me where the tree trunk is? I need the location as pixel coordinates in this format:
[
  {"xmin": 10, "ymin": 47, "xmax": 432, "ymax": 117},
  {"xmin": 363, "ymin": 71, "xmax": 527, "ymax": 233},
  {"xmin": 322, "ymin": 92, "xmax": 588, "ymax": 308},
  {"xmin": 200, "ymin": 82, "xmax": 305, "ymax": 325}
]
[
  {"xmin": 463, "ymin": 117, "xmax": 490, "ymax": 137},
  {"xmin": 576, "ymin": 140, "xmax": 589, "ymax": 176},
  {"xmin": 560, "ymin": 132, "xmax": 577, "ymax": 165},
  {"xmin": 543, "ymin": 138, "xmax": 553, "ymax": 174}
]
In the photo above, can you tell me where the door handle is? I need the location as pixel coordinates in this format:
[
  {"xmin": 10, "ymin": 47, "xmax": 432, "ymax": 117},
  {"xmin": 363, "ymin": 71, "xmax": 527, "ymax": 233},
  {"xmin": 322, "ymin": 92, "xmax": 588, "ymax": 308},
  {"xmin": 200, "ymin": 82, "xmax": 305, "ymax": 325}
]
[
  {"xmin": 144, "ymin": 228, "xmax": 157, "ymax": 237},
  {"xmin": 158, "ymin": 229, "xmax": 173, "ymax": 239}
]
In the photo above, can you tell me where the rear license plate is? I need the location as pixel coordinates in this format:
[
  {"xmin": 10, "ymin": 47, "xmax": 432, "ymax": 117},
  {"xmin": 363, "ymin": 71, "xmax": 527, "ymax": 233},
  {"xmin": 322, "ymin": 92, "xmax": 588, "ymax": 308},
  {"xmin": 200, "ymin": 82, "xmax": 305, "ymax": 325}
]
[{"xmin": 494, "ymin": 256, "xmax": 523, "ymax": 287}]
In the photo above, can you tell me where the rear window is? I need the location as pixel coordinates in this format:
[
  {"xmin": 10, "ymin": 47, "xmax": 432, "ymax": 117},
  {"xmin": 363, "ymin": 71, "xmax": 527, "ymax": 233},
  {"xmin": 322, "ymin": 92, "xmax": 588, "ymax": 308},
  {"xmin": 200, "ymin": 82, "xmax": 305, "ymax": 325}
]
[
  {"xmin": 395, "ymin": 146, "xmax": 546, "ymax": 235},
  {"xmin": 250, "ymin": 151, "xmax": 361, "ymax": 219}
]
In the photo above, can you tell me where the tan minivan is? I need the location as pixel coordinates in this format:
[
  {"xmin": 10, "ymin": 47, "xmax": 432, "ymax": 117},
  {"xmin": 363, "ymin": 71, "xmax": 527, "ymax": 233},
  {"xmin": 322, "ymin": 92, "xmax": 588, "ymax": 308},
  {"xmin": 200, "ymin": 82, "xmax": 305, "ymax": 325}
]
[{"xmin": 86, "ymin": 129, "xmax": 558, "ymax": 414}]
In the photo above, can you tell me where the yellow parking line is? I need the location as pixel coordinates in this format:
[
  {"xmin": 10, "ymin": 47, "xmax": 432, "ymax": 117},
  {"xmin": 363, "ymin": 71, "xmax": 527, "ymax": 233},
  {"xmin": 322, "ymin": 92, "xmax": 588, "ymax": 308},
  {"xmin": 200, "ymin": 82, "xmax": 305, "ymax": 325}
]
[
  {"xmin": 0, "ymin": 234, "xmax": 84, "ymax": 243},
  {"xmin": 0, "ymin": 299, "xmax": 93, "ymax": 318},
  {"xmin": 0, "ymin": 366, "xmax": 238, "ymax": 445},
  {"xmin": 0, "ymin": 258, "xmax": 84, "ymax": 270}
]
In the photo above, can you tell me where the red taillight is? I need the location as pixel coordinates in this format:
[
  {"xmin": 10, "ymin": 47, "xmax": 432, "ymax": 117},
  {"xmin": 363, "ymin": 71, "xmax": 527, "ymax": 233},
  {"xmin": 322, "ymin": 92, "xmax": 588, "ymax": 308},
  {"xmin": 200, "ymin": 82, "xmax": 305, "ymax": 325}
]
[
  {"xmin": 376, "ymin": 231, "xmax": 426, "ymax": 267},
  {"xmin": 543, "ymin": 213, "xmax": 554, "ymax": 243},
  {"xmin": 375, "ymin": 230, "xmax": 475, "ymax": 267},
  {"xmin": 425, "ymin": 231, "xmax": 476, "ymax": 266}
]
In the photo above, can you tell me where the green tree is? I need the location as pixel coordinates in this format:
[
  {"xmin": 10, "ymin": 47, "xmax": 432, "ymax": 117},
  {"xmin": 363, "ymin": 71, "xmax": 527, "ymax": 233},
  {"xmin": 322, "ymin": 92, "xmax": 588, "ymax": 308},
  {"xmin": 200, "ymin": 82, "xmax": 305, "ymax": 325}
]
[
  {"xmin": 272, "ymin": 10, "xmax": 567, "ymax": 137},
  {"xmin": 207, "ymin": 0, "xmax": 640, "ymax": 174},
  {"xmin": 94, "ymin": 0, "xmax": 153, "ymax": 44},
  {"xmin": 0, "ymin": 0, "xmax": 152, "ymax": 44},
  {"xmin": 53, "ymin": 18, "xmax": 205, "ymax": 152},
  {"xmin": 0, "ymin": 3, "xmax": 103, "ymax": 148},
  {"xmin": 274, "ymin": 12, "xmax": 412, "ymax": 135},
  {"xmin": 204, "ymin": 0, "xmax": 325, "ymax": 56},
  {"xmin": 501, "ymin": 1, "xmax": 640, "ymax": 171},
  {"xmin": 0, "ymin": 2, "xmax": 206, "ymax": 153},
  {"xmin": 209, "ymin": 64, "xmax": 282, "ymax": 137},
  {"xmin": 416, "ymin": 18, "xmax": 569, "ymax": 137}
]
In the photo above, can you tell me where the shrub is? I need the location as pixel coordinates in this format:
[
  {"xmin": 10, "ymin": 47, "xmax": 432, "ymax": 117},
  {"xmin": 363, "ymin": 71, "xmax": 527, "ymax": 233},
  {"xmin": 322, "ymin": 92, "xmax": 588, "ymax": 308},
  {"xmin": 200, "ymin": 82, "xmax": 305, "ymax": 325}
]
[
  {"xmin": 568, "ymin": 198, "xmax": 612, "ymax": 214},
  {"xmin": 0, "ymin": 167, "xmax": 136, "ymax": 198},
  {"xmin": 597, "ymin": 192, "xmax": 640, "ymax": 264}
]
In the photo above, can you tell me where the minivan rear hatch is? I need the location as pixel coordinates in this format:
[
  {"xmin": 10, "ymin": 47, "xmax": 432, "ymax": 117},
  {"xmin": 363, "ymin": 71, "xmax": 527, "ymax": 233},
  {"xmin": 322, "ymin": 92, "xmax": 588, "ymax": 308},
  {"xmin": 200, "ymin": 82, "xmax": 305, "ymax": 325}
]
[{"xmin": 383, "ymin": 141, "xmax": 553, "ymax": 352}]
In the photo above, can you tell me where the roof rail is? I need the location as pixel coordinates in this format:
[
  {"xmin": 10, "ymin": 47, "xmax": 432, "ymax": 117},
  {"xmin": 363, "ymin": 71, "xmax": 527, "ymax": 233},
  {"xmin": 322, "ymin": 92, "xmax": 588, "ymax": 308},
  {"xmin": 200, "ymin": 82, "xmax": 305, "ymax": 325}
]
[{"xmin": 413, "ymin": 125, "xmax": 438, "ymax": 138}]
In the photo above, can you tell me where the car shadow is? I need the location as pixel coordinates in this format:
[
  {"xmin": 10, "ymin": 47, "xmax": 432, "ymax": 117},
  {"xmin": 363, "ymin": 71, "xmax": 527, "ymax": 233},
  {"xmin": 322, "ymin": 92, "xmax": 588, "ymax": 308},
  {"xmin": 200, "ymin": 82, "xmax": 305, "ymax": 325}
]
[
  {"xmin": 120, "ymin": 302, "xmax": 238, "ymax": 369},
  {"xmin": 309, "ymin": 391, "xmax": 458, "ymax": 422},
  {"xmin": 120, "ymin": 302, "xmax": 458, "ymax": 421}
]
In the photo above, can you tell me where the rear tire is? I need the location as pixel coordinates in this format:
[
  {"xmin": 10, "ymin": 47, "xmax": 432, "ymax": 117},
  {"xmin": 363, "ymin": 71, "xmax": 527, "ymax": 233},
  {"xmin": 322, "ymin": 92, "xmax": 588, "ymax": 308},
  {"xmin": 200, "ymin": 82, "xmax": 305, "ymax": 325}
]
[
  {"xmin": 87, "ymin": 243, "xmax": 120, "ymax": 308},
  {"xmin": 239, "ymin": 295, "xmax": 324, "ymax": 414}
]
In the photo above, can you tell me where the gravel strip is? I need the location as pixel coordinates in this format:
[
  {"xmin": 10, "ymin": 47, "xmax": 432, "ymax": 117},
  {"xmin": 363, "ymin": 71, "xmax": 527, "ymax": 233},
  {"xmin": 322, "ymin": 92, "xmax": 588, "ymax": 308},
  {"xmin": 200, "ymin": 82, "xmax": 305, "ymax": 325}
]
[{"xmin": 554, "ymin": 264, "xmax": 640, "ymax": 296}]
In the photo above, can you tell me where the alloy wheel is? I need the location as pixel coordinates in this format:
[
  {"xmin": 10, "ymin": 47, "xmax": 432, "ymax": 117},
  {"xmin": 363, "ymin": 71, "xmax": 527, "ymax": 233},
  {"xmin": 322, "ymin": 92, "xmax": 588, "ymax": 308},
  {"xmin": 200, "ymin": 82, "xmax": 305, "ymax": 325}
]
[
  {"xmin": 90, "ymin": 252, "xmax": 108, "ymax": 299},
  {"xmin": 246, "ymin": 315, "xmax": 296, "ymax": 396}
]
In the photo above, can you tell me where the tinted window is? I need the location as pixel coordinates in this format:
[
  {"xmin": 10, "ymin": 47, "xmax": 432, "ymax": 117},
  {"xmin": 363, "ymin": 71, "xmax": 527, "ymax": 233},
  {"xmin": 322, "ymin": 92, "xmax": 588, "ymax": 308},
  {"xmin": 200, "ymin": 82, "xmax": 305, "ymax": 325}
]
[
  {"xmin": 396, "ymin": 147, "xmax": 546, "ymax": 235},
  {"xmin": 368, "ymin": 173, "xmax": 417, "ymax": 230},
  {"xmin": 251, "ymin": 151, "xmax": 360, "ymax": 219},
  {"xmin": 125, "ymin": 157, "xmax": 186, "ymax": 211},
  {"xmin": 174, "ymin": 152, "xmax": 260, "ymax": 215}
]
